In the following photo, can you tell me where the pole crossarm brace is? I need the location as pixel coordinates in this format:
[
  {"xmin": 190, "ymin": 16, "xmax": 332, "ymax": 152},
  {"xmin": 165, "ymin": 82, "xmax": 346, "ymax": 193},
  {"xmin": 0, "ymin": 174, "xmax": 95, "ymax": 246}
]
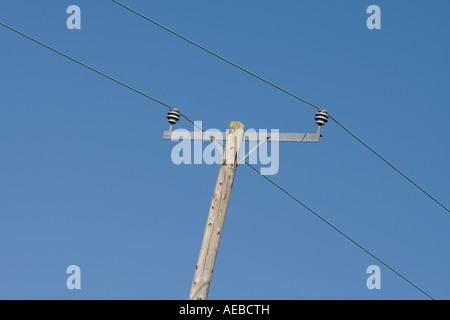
[{"xmin": 237, "ymin": 136, "xmax": 270, "ymax": 166}]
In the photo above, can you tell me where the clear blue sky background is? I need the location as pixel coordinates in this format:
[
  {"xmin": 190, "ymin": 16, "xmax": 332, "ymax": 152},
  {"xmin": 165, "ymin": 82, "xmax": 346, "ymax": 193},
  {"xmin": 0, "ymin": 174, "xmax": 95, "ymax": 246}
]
[{"xmin": 0, "ymin": 0, "xmax": 449, "ymax": 300}]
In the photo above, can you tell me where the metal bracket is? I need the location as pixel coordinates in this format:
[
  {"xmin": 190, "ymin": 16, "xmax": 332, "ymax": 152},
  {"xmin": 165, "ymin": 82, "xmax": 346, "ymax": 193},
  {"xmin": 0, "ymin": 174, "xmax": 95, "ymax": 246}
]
[
  {"xmin": 210, "ymin": 136, "xmax": 224, "ymax": 157},
  {"xmin": 162, "ymin": 130, "xmax": 321, "ymax": 143},
  {"xmin": 237, "ymin": 136, "xmax": 270, "ymax": 166},
  {"xmin": 162, "ymin": 127, "xmax": 323, "ymax": 167}
]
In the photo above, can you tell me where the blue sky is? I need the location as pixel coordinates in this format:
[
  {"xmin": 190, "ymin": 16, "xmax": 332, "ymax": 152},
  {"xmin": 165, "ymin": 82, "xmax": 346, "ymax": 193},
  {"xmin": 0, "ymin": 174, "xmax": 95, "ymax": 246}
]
[{"xmin": 0, "ymin": 0, "xmax": 449, "ymax": 300}]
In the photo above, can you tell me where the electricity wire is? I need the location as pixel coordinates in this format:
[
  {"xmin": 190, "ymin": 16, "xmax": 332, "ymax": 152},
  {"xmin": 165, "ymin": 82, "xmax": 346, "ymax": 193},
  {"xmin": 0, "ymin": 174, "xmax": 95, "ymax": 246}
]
[
  {"xmin": 111, "ymin": 0, "xmax": 449, "ymax": 214},
  {"xmin": 245, "ymin": 161, "xmax": 435, "ymax": 300},
  {"xmin": 0, "ymin": 21, "xmax": 201, "ymax": 129}
]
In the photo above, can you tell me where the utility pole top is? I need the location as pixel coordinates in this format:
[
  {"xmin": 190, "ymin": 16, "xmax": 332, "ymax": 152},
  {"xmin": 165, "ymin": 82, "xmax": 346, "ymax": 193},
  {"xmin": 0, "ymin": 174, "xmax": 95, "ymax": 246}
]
[
  {"xmin": 161, "ymin": 108, "xmax": 329, "ymax": 299},
  {"xmin": 162, "ymin": 109, "xmax": 329, "ymax": 143}
]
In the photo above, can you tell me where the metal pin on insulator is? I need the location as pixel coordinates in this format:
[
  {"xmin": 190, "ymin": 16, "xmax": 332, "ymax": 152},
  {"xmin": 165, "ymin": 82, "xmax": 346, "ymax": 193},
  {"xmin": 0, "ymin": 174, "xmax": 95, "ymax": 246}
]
[
  {"xmin": 315, "ymin": 110, "xmax": 329, "ymax": 126},
  {"xmin": 167, "ymin": 108, "xmax": 181, "ymax": 125}
]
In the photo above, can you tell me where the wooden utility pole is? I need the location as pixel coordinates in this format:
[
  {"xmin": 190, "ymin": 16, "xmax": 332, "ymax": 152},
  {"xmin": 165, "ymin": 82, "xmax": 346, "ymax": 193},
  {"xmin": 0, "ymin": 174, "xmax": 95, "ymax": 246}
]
[
  {"xmin": 162, "ymin": 108, "xmax": 328, "ymax": 299},
  {"xmin": 188, "ymin": 121, "xmax": 245, "ymax": 300}
]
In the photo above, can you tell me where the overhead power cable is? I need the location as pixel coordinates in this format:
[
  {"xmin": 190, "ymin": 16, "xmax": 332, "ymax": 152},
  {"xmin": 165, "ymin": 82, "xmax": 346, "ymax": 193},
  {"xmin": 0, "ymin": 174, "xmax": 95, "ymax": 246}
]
[
  {"xmin": 111, "ymin": 0, "xmax": 449, "ymax": 214},
  {"xmin": 0, "ymin": 21, "xmax": 435, "ymax": 300},
  {"xmin": 111, "ymin": 0, "xmax": 321, "ymax": 112},
  {"xmin": 0, "ymin": 21, "xmax": 198, "ymax": 128},
  {"xmin": 244, "ymin": 161, "xmax": 434, "ymax": 300}
]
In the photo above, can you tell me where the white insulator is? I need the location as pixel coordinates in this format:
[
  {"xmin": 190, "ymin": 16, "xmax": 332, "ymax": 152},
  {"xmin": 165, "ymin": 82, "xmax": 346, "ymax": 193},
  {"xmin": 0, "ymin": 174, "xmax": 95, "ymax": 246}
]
[
  {"xmin": 315, "ymin": 110, "xmax": 329, "ymax": 126},
  {"xmin": 167, "ymin": 108, "xmax": 181, "ymax": 125}
]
